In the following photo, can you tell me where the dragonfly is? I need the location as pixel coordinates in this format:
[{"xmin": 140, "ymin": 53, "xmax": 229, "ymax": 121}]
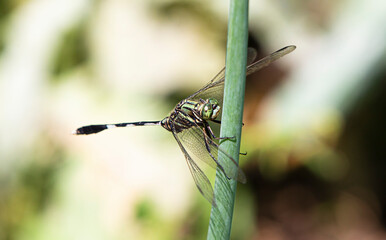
[{"xmin": 73, "ymin": 45, "xmax": 296, "ymax": 206}]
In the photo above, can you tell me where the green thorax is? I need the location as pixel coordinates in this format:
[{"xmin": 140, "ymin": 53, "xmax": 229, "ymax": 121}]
[
  {"xmin": 160, "ymin": 98, "xmax": 221, "ymax": 132},
  {"xmin": 179, "ymin": 98, "xmax": 221, "ymax": 120}
]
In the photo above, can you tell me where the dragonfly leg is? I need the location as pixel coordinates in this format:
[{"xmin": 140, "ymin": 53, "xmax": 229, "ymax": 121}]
[
  {"xmin": 205, "ymin": 123, "xmax": 234, "ymax": 141},
  {"xmin": 192, "ymin": 109, "xmax": 202, "ymax": 120},
  {"xmin": 205, "ymin": 123, "xmax": 245, "ymax": 156},
  {"xmin": 190, "ymin": 111, "xmax": 232, "ymax": 140},
  {"xmin": 202, "ymin": 128, "xmax": 232, "ymax": 180},
  {"xmin": 211, "ymin": 119, "xmax": 244, "ymax": 127}
]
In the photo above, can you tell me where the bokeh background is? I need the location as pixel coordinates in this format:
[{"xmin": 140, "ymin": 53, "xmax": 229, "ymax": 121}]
[{"xmin": 1, "ymin": 0, "xmax": 386, "ymax": 239}]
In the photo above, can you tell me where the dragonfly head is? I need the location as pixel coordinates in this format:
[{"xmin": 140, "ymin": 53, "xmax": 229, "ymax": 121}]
[{"xmin": 201, "ymin": 98, "xmax": 220, "ymax": 120}]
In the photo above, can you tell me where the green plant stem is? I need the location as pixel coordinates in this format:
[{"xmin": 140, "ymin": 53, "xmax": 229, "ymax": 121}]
[{"xmin": 206, "ymin": 0, "xmax": 249, "ymax": 239}]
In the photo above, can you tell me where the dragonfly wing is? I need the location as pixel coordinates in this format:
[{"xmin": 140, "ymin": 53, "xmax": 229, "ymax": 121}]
[
  {"xmin": 246, "ymin": 45, "xmax": 296, "ymax": 77},
  {"xmin": 176, "ymin": 124, "xmax": 246, "ymax": 183},
  {"xmin": 191, "ymin": 81, "xmax": 225, "ymax": 109},
  {"xmin": 187, "ymin": 46, "xmax": 295, "ymax": 106},
  {"xmin": 187, "ymin": 67, "xmax": 225, "ymax": 106},
  {"xmin": 171, "ymin": 129, "xmax": 216, "ymax": 206},
  {"xmin": 187, "ymin": 48, "xmax": 258, "ymax": 105}
]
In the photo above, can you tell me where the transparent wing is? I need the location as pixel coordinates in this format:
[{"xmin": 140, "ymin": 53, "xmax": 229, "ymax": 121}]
[
  {"xmin": 187, "ymin": 48, "xmax": 257, "ymax": 107},
  {"xmin": 176, "ymin": 124, "xmax": 246, "ymax": 184},
  {"xmin": 171, "ymin": 128, "xmax": 216, "ymax": 206},
  {"xmin": 187, "ymin": 46, "xmax": 296, "ymax": 107},
  {"xmin": 245, "ymin": 45, "xmax": 296, "ymax": 76}
]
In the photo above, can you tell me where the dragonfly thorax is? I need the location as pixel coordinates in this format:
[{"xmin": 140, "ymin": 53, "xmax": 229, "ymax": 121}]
[{"xmin": 159, "ymin": 98, "xmax": 220, "ymax": 133}]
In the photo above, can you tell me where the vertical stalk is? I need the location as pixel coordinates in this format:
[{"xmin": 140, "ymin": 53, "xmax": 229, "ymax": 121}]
[{"xmin": 207, "ymin": 0, "xmax": 249, "ymax": 239}]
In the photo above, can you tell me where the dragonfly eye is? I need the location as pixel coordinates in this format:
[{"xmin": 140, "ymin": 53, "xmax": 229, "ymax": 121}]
[
  {"xmin": 208, "ymin": 98, "xmax": 220, "ymax": 119},
  {"xmin": 201, "ymin": 103, "xmax": 213, "ymax": 120},
  {"xmin": 212, "ymin": 105, "xmax": 220, "ymax": 119}
]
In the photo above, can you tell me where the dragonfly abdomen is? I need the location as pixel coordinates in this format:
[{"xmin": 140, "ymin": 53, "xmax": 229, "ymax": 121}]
[{"xmin": 74, "ymin": 121, "xmax": 160, "ymax": 135}]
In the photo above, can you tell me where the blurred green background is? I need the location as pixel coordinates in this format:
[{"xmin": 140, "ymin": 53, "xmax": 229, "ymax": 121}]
[{"xmin": 1, "ymin": 0, "xmax": 386, "ymax": 239}]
